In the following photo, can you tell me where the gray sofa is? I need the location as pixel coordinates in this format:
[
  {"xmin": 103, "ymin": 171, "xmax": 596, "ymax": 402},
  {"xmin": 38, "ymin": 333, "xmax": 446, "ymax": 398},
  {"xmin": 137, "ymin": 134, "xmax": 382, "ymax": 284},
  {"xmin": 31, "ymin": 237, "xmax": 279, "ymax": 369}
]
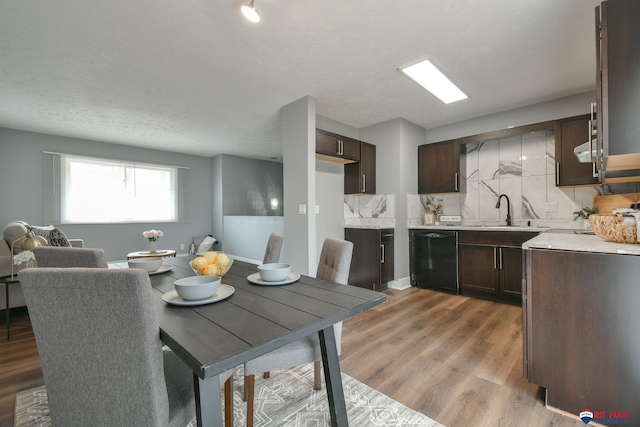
[{"xmin": 1, "ymin": 220, "xmax": 84, "ymax": 279}]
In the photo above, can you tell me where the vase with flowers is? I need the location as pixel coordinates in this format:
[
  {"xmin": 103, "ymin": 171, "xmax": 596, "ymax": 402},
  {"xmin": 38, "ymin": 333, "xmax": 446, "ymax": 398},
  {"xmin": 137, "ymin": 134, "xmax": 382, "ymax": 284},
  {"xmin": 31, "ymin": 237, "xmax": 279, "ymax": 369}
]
[
  {"xmin": 143, "ymin": 229, "xmax": 163, "ymax": 253},
  {"xmin": 420, "ymin": 196, "xmax": 444, "ymax": 225},
  {"xmin": 13, "ymin": 250, "xmax": 36, "ymax": 279}
]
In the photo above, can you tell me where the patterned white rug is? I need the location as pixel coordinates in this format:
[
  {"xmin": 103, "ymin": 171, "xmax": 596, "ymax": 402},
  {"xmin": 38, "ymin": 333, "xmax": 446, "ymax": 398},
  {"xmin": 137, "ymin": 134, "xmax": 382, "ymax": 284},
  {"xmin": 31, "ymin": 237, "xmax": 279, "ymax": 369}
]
[{"xmin": 15, "ymin": 364, "xmax": 444, "ymax": 427}]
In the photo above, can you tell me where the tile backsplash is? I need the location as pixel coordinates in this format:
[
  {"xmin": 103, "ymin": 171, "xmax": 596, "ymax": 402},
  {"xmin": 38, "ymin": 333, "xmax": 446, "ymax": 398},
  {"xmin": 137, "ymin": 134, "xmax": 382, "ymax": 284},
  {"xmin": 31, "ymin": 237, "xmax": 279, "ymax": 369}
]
[
  {"xmin": 344, "ymin": 194, "xmax": 395, "ymax": 227},
  {"xmin": 408, "ymin": 130, "xmax": 639, "ymax": 227}
]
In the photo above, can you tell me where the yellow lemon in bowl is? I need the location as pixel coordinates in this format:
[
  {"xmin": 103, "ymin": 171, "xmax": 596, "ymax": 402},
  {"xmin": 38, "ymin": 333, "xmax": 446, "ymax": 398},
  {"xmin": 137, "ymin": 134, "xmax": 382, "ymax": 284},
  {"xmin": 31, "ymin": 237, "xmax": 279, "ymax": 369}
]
[
  {"xmin": 203, "ymin": 251, "xmax": 219, "ymax": 263},
  {"xmin": 216, "ymin": 253, "xmax": 230, "ymax": 269},
  {"xmin": 192, "ymin": 257, "xmax": 208, "ymax": 270}
]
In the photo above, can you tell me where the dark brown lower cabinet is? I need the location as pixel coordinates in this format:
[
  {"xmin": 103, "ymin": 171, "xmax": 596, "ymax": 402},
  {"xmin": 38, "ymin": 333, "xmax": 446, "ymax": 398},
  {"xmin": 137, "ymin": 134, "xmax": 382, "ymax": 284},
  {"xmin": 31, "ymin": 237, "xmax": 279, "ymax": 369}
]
[
  {"xmin": 344, "ymin": 228, "xmax": 393, "ymax": 291},
  {"xmin": 524, "ymin": 248, "xmax": 640, "ymax": 418},
  {"xmin": 458, "ymin": 231, "xmax": 538, "ymax": 304}
]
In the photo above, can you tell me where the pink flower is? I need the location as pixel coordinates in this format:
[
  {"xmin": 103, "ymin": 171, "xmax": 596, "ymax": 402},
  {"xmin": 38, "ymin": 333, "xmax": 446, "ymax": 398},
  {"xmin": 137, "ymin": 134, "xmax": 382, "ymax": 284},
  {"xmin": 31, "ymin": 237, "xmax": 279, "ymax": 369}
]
[{"xmin": 143, "ymin": 229, "xmax": 164, "ymax": 242}]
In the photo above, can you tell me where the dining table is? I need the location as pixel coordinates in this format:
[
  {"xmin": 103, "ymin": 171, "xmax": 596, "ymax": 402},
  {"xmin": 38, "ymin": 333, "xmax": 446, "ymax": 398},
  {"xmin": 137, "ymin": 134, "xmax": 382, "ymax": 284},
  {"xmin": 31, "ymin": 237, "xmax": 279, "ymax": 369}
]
[{"xmin": 112, "ymin": 255, "xmax": 387, "ymax": 427}]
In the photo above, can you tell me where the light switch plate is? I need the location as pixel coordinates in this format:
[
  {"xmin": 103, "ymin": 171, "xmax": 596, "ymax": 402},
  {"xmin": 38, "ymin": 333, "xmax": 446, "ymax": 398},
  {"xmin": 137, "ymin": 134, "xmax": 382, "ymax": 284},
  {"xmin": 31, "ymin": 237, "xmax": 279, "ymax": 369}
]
[
  {"xmin": 546, "ymin": 202, "xmax": 558, "ymax": 212},
  {"xmin": 315, "ymin": 205, "xmax": 320, "ymax": 214},
  {"xmin": 298, "ymin": 204, "xmax": 307, "ymax": 215}
]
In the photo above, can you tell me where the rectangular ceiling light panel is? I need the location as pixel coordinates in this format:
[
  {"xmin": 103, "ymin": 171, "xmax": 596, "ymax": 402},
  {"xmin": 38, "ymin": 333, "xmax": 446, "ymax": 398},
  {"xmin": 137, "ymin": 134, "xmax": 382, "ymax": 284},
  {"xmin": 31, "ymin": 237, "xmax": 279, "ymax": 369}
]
[{"xmin": 401, "ymin": 59, "xmax": 468, "ymax": 104}]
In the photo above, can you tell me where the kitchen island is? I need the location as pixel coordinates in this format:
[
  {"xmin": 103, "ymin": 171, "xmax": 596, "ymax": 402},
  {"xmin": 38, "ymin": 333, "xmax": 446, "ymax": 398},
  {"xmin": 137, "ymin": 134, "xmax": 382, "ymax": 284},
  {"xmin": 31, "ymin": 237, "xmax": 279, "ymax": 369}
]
[{"xmin": 522, "ymin": 232, "xmax": 639, "ymax": 423}]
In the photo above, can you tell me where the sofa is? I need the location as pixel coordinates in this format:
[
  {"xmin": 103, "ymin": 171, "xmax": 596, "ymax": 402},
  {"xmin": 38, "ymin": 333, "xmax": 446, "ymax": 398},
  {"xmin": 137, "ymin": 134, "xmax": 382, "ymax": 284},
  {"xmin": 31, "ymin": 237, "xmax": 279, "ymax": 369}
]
[{"xmin": 1, "ymin": 220, "xmax": 84, "ymax": 278}]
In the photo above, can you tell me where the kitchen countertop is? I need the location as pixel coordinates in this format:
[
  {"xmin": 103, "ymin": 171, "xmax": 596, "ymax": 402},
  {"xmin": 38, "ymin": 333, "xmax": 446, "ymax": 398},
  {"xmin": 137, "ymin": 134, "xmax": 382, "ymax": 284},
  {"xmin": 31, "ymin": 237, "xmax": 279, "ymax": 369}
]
[
  {"xmin": 522, "ymin": 232, "xmax": 640, "ymax": 255},
  {"xmin": 344, "ymin": 225, "xmax": 395, "ymax": 229},
  {"xmin": 409, "ymin": 225, "xmax": 549, "ymax": 232}
]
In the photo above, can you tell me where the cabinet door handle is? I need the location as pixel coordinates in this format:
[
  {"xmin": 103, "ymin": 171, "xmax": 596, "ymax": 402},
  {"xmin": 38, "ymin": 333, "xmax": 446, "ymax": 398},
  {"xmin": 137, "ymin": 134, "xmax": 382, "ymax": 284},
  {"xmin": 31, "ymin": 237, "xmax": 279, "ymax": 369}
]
[
  {"xmin": 380, "ymin": 244, "xmax": 385, "ymax": 263},
  {"xmin": 556, "ymin": 162, "xmax": 560, "ymax": 185},
  {"xmin": 593, "ymin": 161, "xmax": 598, "ymax": 178},
  {"xmin": 493, "ymin": 247, "xmax": 497, "ymax": 269},
  {"xmin": 499, "ymin": 248, "xmax": 503, "ymax": 270},
  {"xmin": 454, "ymin": 173, "xmax": 459, "ymax": 191},
  {"xmin": 362, "ymin": 174, "xmax": 366, "ymax": 193}
]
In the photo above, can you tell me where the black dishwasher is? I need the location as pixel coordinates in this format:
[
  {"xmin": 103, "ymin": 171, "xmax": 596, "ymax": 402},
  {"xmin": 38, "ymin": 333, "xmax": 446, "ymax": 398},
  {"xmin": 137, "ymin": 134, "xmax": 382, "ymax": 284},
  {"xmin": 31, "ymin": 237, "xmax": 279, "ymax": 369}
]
[{"xmin": 410, "ymin": 229, "xmax": 459, "ymax": 294}]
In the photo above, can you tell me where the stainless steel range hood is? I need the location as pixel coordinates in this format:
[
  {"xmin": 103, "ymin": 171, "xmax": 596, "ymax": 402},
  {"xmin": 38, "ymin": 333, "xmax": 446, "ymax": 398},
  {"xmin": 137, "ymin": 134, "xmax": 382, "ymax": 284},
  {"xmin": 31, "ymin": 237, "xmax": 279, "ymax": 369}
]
[{"xmin": 574, "ymin": 140, "xmax": 597, "ymax": 163}]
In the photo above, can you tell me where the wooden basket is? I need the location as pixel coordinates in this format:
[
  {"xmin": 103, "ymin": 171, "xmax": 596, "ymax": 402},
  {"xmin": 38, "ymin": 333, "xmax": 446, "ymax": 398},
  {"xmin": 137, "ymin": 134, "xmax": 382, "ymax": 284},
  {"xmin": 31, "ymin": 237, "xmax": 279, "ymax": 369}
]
[{"xmin": 589, "ymin": 214, "xmax": 638, "ymax": 244}]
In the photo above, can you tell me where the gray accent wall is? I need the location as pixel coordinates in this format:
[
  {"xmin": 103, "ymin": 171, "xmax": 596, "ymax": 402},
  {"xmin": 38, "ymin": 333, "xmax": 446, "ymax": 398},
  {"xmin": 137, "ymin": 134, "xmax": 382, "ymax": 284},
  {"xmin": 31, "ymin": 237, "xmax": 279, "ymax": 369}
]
[
  {"xmin": 0, "ymin": 128, "xmax": 213, "ymax": 262},
  {"xmin": 426, "ymin": 92, "xmax": 594, "ymax": 143},
  {"xmin": 283, "ymin": 96, "xmax": 317, "ymax": 276}
]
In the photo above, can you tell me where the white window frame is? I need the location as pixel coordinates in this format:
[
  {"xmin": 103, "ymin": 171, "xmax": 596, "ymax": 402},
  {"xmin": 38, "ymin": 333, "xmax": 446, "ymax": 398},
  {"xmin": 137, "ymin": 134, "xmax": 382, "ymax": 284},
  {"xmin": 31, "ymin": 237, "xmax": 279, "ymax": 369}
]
[{"xmin": 43, "ymin": 152, "xmax": 188, "ymax": 225}]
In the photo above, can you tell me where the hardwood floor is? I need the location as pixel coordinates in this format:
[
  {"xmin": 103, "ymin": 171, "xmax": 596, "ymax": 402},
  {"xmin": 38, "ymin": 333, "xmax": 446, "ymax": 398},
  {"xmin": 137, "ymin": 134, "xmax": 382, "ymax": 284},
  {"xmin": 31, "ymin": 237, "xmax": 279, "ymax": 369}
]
[
  {"xmin": 0, "ymin": 288, "xmax": 584, "ymax": 427},
  {"xmin": 340, "ymin": 287, "xmax": 584, "ymax": 427}
]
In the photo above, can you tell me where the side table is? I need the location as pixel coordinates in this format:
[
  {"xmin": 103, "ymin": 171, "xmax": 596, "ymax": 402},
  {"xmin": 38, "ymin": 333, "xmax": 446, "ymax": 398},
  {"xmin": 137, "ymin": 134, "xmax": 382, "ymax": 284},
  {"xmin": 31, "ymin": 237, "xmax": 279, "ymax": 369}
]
[
  {"xmin": 1, "ymin": 276, "xmax": 22, "ymax": 340},
  {"xmin": 127, "ymin": 249, "xmax": 176, "ymax": 260}
]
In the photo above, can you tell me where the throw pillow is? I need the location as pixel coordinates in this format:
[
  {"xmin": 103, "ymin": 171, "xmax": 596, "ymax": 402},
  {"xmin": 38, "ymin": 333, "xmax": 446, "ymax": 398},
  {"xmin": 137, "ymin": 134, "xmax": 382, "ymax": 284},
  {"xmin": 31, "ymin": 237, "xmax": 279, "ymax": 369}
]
[
  {"xmin": 48, "ymin": 228, "xmax": 72, "ymax": 247},
  {"xmin": 30, "ymin": 226, "xmax": 72, "ymax": 247}
]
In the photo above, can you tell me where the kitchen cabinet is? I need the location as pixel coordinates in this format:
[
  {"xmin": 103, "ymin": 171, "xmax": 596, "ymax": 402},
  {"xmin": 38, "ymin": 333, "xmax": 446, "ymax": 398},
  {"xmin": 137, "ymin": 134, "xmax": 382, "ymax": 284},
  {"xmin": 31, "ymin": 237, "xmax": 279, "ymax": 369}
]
[
  {"xmin": 523, "ymin": 247, "xmax": 640, "ymax": 418},
  {"xmin": 315, "ymin": 129, "xmax": 360, "ymax": 164},
  {"xmin": 594, "ymin": 0, "xmax": 640, "ymax": 182},
  {"xmin": 418, "ymin": 140, "xmax": 464, "ymax": 194},
  {"xmin": 345, "ymin": 227, "xmax": 393, "ymax": 291},
  {"xmin": 458, "ymin": 231, "xmax": 538, "ymax": 304},
  {"xmin": 554, "ymin": 114, "xmax": 599, "ymax": 186},
  {"xmin": 344, "ymin": 142, "xmax": 376, "ymax": 194}
]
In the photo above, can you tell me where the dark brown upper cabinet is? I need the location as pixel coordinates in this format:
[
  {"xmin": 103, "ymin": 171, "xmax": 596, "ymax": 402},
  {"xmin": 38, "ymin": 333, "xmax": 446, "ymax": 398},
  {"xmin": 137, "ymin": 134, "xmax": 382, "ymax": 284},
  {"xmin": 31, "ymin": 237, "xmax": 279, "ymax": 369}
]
[
  {"xmin": 555, "ymin": 114, "xmax": 599, "ymax": 186},
  {"xmin": 597, "ymin": 0, "xmax": 640, "ymax": 159},
  {"xmin": 315, "ymin": 129, "xmax": 360, "ymax": 164},
  {"xmin": 345, "ymin": 142, "xmax": 376, "ymax": 194},
  {"xmin": 418, "ymin": 139, "xmax": 464, "ymax": 194}
]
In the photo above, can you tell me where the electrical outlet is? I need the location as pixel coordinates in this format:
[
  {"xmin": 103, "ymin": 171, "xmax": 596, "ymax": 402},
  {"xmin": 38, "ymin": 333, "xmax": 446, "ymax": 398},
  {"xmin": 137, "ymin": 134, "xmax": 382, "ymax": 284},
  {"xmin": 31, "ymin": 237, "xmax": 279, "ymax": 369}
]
[
  {"xmin": 298, "ymin": 204, "xmax": 307, "ymax": 215},
  {"xmin": 180, "ymin": 244, "xmax": 185, "ymax": 250},
  {"xmin": 546, "ymin": 202, "xmax": 558, "ymax": 212}
]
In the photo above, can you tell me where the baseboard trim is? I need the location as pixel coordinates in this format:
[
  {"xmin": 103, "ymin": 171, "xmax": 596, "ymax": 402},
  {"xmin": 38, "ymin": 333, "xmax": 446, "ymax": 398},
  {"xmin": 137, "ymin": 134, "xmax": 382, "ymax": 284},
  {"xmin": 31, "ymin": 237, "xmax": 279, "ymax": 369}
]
[{"xmin": 389, "ymin": 276, "xmax": 411, "ymax": 290}]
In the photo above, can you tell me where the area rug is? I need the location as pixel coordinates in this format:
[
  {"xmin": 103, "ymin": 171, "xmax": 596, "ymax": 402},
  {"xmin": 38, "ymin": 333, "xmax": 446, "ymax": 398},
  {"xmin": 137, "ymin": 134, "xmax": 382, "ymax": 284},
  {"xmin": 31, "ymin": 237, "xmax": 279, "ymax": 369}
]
[{"xmin": 15, "ymin": 363, "xmax": 444, "ymax": 427}]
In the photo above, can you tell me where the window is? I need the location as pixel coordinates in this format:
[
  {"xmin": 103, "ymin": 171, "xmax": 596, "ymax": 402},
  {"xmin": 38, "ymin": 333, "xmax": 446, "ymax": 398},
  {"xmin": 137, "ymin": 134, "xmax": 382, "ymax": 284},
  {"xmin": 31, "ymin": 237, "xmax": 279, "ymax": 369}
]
[{"xmin": 43, "ymin": 152, "xmax": 188, "ymax": 224}]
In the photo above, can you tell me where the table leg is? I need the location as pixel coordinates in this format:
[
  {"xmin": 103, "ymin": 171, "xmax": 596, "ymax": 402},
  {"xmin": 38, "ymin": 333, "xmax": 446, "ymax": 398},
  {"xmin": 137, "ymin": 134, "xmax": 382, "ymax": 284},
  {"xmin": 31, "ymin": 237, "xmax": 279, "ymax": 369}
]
[
  {"xmin": 193, "ymin": 373, "xmax": 223, "ymax": 427},
  {"xmin": 318, "ymin": 325, "xmax": 349, "ymax": 426}
]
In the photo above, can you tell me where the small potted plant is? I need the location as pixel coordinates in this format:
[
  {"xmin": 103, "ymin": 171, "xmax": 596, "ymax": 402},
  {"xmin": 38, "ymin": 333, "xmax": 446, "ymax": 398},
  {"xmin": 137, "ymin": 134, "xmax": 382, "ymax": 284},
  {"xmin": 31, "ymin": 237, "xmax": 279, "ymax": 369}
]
[
  {"xmin": 573, "ymin": 206, "xmax": 598, "ymax": 229},
  {"xmin": 420, "ymin": 196, "xmax": 444, "ymax": 225}
]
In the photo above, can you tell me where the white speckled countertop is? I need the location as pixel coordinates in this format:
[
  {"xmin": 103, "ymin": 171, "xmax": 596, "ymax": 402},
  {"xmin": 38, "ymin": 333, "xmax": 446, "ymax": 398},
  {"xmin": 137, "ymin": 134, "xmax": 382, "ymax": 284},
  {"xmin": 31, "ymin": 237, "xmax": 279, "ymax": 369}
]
[
  {"xmin": 409, "ymin": 225, "xmax": 548, "ymax": 232},
  {"xmin": 522, "ymin": 233, "xmax": 640, "ymax": 255},
  {"xmin": 344, "ymin": 224, "xmax": 394, "ymax": 229}
]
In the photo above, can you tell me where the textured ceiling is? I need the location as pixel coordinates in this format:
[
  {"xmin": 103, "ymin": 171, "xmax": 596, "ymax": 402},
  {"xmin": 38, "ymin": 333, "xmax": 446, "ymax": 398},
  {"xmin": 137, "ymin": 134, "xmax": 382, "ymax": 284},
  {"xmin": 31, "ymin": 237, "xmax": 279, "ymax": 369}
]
[{"xmin": 0, "ymin": 0, "xmax": 601, "ymax": 159}]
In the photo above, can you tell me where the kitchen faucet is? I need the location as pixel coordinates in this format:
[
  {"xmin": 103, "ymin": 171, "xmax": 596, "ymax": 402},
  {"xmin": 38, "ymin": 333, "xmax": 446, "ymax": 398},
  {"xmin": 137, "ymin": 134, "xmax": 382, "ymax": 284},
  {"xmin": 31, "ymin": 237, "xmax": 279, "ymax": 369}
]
[{"xmin": 496, "ymin": 194, "xmax": 512, "ymax": 226}]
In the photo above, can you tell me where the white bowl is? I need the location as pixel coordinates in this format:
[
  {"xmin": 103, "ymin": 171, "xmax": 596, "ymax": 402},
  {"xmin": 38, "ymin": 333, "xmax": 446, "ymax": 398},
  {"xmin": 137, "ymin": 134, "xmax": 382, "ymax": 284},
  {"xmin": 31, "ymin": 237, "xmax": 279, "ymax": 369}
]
[
  {"xmin": 128, "ymin": 257, "xmax": 163, "ymax": 272},
  {"xmin": 174, "ymin": 275, "xmax": 221, "ymax": 301},
  {"xmin": 258, "ymin": 263, "xmax": 292, "ymax": 282}
]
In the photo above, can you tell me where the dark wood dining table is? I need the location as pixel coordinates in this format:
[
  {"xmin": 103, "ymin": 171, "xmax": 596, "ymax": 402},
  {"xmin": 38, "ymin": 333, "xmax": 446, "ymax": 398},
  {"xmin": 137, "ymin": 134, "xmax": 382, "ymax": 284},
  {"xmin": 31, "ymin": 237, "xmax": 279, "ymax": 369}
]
[{"xmin": 113, "ymin": 256, "xmax": 386, "ymax": 427}]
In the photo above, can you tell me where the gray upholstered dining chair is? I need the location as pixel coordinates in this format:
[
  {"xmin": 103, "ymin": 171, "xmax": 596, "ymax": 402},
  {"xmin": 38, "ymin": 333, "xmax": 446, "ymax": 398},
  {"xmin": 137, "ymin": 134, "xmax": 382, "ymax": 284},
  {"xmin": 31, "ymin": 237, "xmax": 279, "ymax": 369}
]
[
  {"xmin": 18, "ymin": 268, "xmax": 234, "ymax": 427},
  {"xmin": 33, "ymin": 246, "xmax": 109, "ymax": 268},
  {"xmin": 243, "ymin": 237, "xmax": 354, "ymax": 427},
  {"xmin": 262, "ymin": 232, "xmax": 284, "ymax": 264}
]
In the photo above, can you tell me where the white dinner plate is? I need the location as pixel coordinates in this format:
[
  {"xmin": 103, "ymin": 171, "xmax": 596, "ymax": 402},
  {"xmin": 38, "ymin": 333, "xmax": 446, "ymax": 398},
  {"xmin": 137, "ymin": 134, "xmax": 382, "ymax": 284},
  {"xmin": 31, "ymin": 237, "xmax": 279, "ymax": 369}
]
[
  {"xmin": 149, "ymin": 265, "xmax": 173, "ymax": 275},
  {"xmin": 247, "ymin": 272, "xmax": 301, "ymax": 286},
  {"xmin": 162, "ymin": 284, "xmax": 235, "ymax": 306}
]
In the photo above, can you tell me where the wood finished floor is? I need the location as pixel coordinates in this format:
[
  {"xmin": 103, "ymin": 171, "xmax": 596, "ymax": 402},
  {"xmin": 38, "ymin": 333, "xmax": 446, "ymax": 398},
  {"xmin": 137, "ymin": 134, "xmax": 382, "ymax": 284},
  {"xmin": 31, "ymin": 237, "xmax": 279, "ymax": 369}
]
[{"xmin": 0, "ymin": 288, "xmax": 584, "ymax": 427}]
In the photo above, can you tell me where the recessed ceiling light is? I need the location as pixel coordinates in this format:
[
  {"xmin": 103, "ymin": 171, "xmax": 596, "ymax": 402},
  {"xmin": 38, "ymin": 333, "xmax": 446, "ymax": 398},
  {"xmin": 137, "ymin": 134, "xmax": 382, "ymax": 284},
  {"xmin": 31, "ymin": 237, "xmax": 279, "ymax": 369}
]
[{"xmin": 401, "ymin": 59, "xmax": 468, "ymax": 104}]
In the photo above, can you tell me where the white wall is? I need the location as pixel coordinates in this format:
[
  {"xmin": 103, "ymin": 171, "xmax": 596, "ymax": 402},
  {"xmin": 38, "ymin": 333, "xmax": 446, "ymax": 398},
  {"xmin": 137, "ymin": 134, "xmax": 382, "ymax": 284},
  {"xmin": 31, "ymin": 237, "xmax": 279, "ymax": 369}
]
[{"xmin": 315, "ymin": 160, "xmax": 344, "ymax": 262}]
